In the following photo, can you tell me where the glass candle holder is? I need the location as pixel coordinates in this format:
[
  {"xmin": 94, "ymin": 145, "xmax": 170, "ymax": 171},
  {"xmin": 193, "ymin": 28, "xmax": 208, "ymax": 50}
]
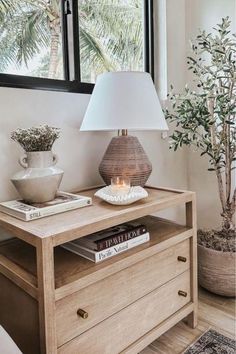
[{"xmin": 110, "ymin": 177, "xmax": 131, "ymax": 196}]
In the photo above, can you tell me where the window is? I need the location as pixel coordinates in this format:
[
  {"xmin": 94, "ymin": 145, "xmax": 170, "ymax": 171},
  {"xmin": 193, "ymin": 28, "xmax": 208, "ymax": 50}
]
[
  {"xmin": 0, "ymin": 0, "xmax": 154, "ymax": 93},
  {"xmin": 0, "ymin": 0, "xmax": 64, "ymax": 80}
]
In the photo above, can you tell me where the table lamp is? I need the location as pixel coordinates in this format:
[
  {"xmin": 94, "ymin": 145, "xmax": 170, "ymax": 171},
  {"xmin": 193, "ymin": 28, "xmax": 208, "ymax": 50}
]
[{"xmin": 80, "ymin": 72, "xmax": 168, "ymax": 186}]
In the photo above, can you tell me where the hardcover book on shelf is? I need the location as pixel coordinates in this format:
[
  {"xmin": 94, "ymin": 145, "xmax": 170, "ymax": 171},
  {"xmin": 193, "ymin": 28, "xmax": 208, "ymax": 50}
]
[
  {"xmin": 62, "ymin": 232, "xmax": 150, "ymax": 263},
  {"xmin": 76, "ymin": 222, "xmax": 147, "ymax": 251},
  {"xmin": 0, "ymin": 192, "xmax": 92, "ymax": 221}
]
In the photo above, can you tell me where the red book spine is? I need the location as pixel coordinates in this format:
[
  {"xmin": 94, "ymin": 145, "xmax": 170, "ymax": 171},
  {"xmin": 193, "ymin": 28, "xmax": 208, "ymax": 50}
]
[{"xmin": 96, "ymin": 226, "xmax": 147, "ymax": 251}]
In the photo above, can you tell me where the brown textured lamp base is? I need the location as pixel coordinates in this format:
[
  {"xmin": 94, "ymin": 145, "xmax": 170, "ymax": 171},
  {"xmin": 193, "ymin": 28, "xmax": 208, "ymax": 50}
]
[{"xmin": 99, "ymin": 135, "xmax": 152, "ymax": 187}]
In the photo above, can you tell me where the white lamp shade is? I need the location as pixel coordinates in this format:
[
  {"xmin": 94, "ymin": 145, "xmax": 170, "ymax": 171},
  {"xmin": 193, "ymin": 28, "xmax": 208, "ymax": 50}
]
[{"xmin": 80, "ymin": 71, "xmax": 168, "ymax": 131}]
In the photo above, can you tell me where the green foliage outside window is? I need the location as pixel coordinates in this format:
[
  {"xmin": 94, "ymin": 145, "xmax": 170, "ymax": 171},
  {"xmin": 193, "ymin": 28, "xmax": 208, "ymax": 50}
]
[{"xmin": 0, "ymin": 0, "xmax": 144, "ymax": 82}]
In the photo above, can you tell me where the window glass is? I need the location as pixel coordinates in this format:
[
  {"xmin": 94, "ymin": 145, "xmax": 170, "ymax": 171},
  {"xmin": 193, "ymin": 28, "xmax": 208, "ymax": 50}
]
[
  {"xmin": 0, "ymin": 0, "xmax": 64, "ymax": 79},
  {"xmin": 78, "ymin": 0, "xmax": 145, "ymax": 83}
]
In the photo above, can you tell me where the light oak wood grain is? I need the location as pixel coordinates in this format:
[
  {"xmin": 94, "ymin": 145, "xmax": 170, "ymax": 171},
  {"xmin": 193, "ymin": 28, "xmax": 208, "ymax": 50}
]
[
  {"xmin": 37, "ymin": 238, "xmax": 57, "ymax": 354},
  {"xmin": 56, "ymin": 239, "xmax": 190, "ymax": 346},
  {"xmin": 198, "ymin": 284, "xmax": 235, "ymax": 316},
  {"xmin": 0, "ymin": 253, "xmax": 37, "ymax": 299},
  {"xmin": 0, "ymin": 186, "xmax": 197, "ymax": 354},
  {"xmin": 186, "ymin": 197, "xmax": 198, "ymax": 329},
  {"xmin": 123, "ymin": 303, "xmax": 195, "ymax": 354},
  {"xmin": 58, "ymin": 271, "xmax": 191, "ymax": 354},
  {"xmin": 0, "ymin": 216, "xmax": 192, "ymax": 298},
  {"xmin": 0, "ymin": 187, "xmax": 194, "ymax": 245},
  {"xmin": 140, "ymin": 287, "xmax": 235, "ymax": 354},
  {"xmin": 55, "ymin": 219, "xmax": 192, "ymax": 299},
  {"xmin": 1, "ymin": 284, "xmax": 234, "ymax": 354},
  {"xmin": 0, "ymin": 273, "xmax": 40, "ymax": 354}
]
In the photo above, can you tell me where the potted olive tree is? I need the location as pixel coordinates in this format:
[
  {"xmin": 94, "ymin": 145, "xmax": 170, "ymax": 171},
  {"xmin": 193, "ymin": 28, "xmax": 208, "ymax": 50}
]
[{"xmin": 165, "ymin": 17, "xmax": 235, "ymax": 296}]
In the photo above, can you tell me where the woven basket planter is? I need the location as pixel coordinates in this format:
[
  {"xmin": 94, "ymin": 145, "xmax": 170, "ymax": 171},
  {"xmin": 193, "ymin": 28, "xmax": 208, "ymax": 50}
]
[{"xmin": 198, "ymin": 244, "xmax": 236, "ymax": 297}]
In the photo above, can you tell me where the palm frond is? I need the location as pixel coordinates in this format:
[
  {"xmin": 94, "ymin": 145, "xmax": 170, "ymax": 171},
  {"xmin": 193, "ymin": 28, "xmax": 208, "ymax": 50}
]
[
  {"xmin": 79, "ymin": 0, "xmax": 144, "ymax": 73},
  {"xmin": 0, "ymin": 0, "xmax": 144, "ymax": 78},
  {"xmin": 0, "ymin": 0, "xmax": 53, "ymax": 70},
  {"xmin": 79, "ymin": 26, "xmax": 114, "ymax": 72}
]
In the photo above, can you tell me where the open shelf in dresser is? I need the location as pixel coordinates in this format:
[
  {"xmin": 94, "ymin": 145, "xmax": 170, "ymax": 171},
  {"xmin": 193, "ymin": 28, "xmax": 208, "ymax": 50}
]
[
  {"xmin": 0, "ymin": 215, "xmax": 192, "ymax": 300},
  {"xmin": 0, "ymin": 186, "xmax": 197, "ymax": 354}
]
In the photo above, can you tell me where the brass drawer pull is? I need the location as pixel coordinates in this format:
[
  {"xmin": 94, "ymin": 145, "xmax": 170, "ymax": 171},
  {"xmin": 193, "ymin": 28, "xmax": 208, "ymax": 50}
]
[
  {"xmin": 178, "ymin": 290, "xmax": 187, "ymax": 297},
  {"xmin": 178, "ymin": 256, "xmax": 187, "ymax": 262},
  {"xmin": 77, "ymin": 309, "xmax": 89, "ymax": 319}
]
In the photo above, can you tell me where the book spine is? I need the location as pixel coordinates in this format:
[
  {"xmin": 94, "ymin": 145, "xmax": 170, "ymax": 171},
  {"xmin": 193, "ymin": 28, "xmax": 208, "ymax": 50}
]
[
  {"xmin": 62, "ymin": 243, "xmax": 95, "ymax": 262},
  {"xmin": 0, "ymin": 206, "xmax": 27, "ymax": 221},
  {"xmin": 26, "ymin": 198, "xmax": 92, "ymax": 221},
  {"xmin": 95, "ymin": 232, "xmax": 150, "ymax": 262},
  {"xmin": 96, "ymin": 226, "xmax": 147, "ymax": 251},
  {"xmin": 63, "ymin": 232, "xmax": 150, "ymax": 262},
  {"xmin": 62, "ymin": 233, "xmax": 150, "ymax": 263}
]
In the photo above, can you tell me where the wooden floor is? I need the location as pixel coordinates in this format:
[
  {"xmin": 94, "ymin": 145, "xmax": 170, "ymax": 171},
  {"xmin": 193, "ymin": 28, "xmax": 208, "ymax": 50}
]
[{"xmin": 141, "ymin": 287, "xmax": 236, "ymax": 354}]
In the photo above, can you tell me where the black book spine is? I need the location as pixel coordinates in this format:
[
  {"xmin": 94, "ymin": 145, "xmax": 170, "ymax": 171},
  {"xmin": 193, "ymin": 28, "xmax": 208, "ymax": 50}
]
[{"xmin": 96, "ymin": 226, "xmax": 147, "ymax": 251}]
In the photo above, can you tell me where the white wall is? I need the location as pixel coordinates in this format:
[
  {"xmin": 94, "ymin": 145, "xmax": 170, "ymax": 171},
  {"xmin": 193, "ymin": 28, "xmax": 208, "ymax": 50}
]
[
  {"xmin": 0, "ymin": 0, "xmax": 236, "ymax": 239},
  {"xmin": 0, "ymin": 0, "xmax": 189, "ymax": 241},
  {"xmin": 0, "ymin": 88, "xmax": 114, "ymax": 240},
  {"xmin": 0, "ymin": 88, "xmax": 187, "ymax": 223},
  {"xmin": 0, "ymin": 87, "xmax": 108, "ymax": 201},
  {"xmin": 185, "ymin": 0, "xmax": 236, "ymax": 229},
  {"xmin": 1, "ymin": 0, "xmax": 233, "ymax": 232}
]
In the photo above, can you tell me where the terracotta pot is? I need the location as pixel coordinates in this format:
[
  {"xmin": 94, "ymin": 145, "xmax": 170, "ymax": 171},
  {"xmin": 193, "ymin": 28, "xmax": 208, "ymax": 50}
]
[{"xmin": 198, "ymin": 244, "xmax": 236, "ymax": 297}]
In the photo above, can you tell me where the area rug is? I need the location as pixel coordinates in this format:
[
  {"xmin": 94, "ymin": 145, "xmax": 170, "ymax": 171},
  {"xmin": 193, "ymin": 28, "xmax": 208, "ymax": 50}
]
[{"xmin": 183, "ymin": 329, "xmax": 236, "ymax": 353}]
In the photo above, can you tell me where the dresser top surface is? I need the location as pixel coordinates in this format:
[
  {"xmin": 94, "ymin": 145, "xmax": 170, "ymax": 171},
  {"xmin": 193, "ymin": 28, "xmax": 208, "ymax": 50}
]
[{"xmin": 0, "ymin": 186, "xmax": 194, "ymax": 245}]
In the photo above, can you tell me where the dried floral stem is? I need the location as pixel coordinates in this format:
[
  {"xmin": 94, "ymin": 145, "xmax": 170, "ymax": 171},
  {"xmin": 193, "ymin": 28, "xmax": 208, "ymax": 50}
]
[{"xmin": 11, "ymin": 125, "xmax": 60, "ymax": 152}]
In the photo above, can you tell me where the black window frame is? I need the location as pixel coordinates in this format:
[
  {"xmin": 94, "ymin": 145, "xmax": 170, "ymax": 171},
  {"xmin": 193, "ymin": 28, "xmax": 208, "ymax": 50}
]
[{"xmin": 0, "ymin": 0, "xmax": 154, "ymax": 94}]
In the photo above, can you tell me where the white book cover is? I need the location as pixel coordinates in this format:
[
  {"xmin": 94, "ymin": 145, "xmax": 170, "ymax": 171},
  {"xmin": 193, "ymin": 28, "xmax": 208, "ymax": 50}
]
[
  {"xmin": 75, "ymin": 222, "xmax": 147, "ymax": 250},
  {"xmin": 0, "ymin": 192, "xmax": 92, "ymax": 221},
  {"xmin": 62, "ymin": 232, "xmax": 150, "ymax": 263}
]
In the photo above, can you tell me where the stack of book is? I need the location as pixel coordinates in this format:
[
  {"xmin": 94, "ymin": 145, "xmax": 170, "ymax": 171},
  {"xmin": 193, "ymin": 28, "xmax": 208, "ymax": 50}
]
[
  {"xmin": 62, "ymin": 222, "xmax": 150, "ymax": 263},
  {"xmin": 0, "ymin": 192, "xmax": 92, "ymax": 221}
]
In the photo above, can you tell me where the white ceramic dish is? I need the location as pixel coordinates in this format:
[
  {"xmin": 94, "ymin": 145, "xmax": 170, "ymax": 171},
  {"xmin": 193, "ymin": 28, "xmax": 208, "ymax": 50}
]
[{"xmin": 95, "ymin": 186, "xmax": 148, "ymax": 205}]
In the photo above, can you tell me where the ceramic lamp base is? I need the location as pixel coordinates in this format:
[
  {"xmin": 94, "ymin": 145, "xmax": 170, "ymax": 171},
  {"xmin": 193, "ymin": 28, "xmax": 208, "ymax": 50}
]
[{"xmin": 99, "ymin": 135, "xmax": 152, "ymax": 187}]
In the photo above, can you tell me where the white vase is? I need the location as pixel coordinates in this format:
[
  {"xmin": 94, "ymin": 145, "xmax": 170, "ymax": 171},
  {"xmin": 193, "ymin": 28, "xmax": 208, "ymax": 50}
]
[{"xmin": 11, "ymin": 151, "xmax": 64, "ymax": 203}]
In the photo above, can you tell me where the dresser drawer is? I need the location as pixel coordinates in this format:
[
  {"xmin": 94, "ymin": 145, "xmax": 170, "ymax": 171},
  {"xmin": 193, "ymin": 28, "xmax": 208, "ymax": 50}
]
[
  {"xmin": 58, "ymin": 270, "xmax": 190, "ymax": 354},
  {"xmin": 56, "ymin": 239, "xmax": 190, "ymax": 346}
]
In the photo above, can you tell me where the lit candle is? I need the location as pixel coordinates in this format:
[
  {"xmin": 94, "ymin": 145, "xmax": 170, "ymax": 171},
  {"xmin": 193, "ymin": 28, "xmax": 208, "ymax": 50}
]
[{"xmin": 110, "ymin": 177, "xmax": 131, "ymax": 196}]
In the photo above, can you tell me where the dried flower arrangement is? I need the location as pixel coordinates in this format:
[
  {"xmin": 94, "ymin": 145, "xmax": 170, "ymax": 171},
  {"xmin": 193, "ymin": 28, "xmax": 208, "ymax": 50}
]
[{"xmin": 11, "ymin": 125, "xmax": 60, "ymax": 152}]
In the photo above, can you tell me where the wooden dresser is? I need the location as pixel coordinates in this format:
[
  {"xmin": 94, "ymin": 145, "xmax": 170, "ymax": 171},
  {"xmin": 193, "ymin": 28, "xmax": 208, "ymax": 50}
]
[{"xmin": 0, "ymin": 186, "xmax": 197, "ymax": 354}]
